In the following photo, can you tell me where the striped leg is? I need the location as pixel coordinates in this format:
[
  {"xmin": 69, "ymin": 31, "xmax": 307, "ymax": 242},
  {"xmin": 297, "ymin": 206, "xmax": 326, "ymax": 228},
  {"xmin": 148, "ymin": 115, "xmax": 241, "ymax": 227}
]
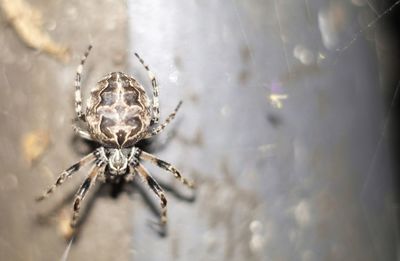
[
  {"xmin": 138, "ymin": 150, "xmax": 195, "ymax": 189},
  {"xmin": 73, "ymin": 124, "xmax": 93, "ymax": 141},
  {"xmin": 144, "ymin": 101, "xmax": 182, "ymax": 139},
  {"xmin": 71, "ymin": 162, "xmax": 105, "ymax": 227},
  {"xmin": 36, "ymin": 151, "xmax": 97, "ymax": 201},
  {"xmin": 135, "ymin": 163, "xmax": 168, "ymax": 225},
  {"xmin": 75, "ymin": 45, "xmax": 92, "ymax": 121},
  {"xmin": 134, "ymin": 52, "xmax": 160, "ymax": 124}
]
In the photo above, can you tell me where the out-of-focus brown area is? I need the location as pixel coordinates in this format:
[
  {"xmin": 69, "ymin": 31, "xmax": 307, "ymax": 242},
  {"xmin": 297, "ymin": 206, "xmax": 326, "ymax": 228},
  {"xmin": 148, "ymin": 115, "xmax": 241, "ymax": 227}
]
[
  {"xmin": 0, "ymin": 0, "xmax": 70, "ymax": 62},
  {"xmin": 21, "ymin": 129, "xmax": 51, "ymax": 166},
  {"xmin": 0, "ymin": 1, "xmax": 131, "ymax": 260}
]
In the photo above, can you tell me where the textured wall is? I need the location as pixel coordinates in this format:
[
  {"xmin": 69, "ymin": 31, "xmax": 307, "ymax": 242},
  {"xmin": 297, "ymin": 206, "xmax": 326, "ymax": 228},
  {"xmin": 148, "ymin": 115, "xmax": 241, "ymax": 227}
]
[{"xmin": 0, "ymin": 0, "xmax": 398, "ymax": 260}]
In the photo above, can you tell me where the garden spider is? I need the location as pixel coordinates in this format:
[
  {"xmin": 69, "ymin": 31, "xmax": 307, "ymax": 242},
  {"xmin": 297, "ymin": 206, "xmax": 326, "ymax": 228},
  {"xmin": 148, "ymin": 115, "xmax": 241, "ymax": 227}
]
[{"xmin": 36, "ymin": 45, "xmax": 194, "ymax": 228}]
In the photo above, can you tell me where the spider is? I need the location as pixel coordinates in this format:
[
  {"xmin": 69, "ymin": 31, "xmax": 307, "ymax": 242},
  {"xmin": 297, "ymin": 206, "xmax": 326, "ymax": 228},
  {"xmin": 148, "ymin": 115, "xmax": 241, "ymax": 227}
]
[{"xmin": 36, "ymin": 45, "xmax": 194, "ymax": 228}]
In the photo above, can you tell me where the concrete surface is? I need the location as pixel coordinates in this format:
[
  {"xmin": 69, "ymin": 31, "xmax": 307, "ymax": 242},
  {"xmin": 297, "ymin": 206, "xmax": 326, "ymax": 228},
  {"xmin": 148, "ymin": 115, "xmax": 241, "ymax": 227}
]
[{"xmin": 0, "ymin": 0, "xmax": 399, "ymax": 260}]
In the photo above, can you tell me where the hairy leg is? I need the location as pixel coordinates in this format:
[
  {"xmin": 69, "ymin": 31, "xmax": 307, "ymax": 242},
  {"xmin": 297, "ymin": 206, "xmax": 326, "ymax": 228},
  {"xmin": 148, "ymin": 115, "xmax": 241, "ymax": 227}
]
[
  {"xmin": 36, "ymin": 150, "xmax": 98, "ymax": 201},
  {"xmin": 144, "ymin": 101, "xmax": 182, "ymax": 139},
  {"xmin": 134, "ymin": 52, "xmax": 160, "ymax": 124},
  {"xmin": 71, "ymin": 162, "xmax": 105, "ymax": 227},
  {"xmin": 75, "ymin": 45, "xmax": 92, "ymax": 121},
  {"xmin": 135, "ymin": 163, "xmax": 168, "ymax": 225},
  {"xmin": 138, "ymin": 150, "xmax": 195, "ymax": 189}
]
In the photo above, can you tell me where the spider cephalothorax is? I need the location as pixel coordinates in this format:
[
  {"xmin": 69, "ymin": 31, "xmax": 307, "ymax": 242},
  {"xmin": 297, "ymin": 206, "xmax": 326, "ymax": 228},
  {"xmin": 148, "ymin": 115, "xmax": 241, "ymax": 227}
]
[{"xmin": 37, "ymin": 46, "xmax": 194, "ymax": 228}]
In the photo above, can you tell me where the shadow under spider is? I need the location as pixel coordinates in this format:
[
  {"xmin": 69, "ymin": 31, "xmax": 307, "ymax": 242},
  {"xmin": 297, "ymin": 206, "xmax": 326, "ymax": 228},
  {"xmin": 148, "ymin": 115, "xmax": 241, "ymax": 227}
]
[
  {"xmin": 37, "ymin": 128, "xmax": 195, "ymax": 240},
  {"xmin": 36, "ymin": 176, "xmax": 195, "ymax": 240},
  {"xmin": 36, "ymin": 119, "xmax": 191, "ymax": 237},
  {"xmin": 129, "ymin": 178, "xmax": 196, "ymax": 237}
]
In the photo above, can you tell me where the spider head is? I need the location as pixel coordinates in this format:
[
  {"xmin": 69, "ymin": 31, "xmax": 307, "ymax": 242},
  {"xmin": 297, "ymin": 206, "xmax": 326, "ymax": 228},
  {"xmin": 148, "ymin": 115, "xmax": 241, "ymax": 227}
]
[{"xmin": 108, "ymin": 149, "xmax": 128, "ymax": 175}]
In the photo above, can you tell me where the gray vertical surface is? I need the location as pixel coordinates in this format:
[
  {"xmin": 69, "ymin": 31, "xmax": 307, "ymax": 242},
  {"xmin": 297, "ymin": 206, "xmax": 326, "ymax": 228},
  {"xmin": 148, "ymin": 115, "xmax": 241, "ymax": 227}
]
[
  {"xmin": 127, "ymin": 0, "xmax": 397, "ymax": 260},
  {"xmin": 0, "ymin": 0, "xmax": 398, "ymax": 260}
]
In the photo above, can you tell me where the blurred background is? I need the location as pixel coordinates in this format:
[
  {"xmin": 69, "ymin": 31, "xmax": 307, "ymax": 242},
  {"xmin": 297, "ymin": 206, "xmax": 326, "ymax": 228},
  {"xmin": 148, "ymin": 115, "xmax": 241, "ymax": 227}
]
[{"xmin": 0, "ymin": 0, "xmax": 399, "ymax": 260}]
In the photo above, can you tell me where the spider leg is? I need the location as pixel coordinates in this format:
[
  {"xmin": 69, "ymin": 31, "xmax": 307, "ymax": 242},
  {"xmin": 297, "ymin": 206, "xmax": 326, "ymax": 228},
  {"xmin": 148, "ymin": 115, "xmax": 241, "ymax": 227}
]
[
  {"xmin": 36, "ymin": 150, "xmax": 99, "ymax": 201},
  {"xmin": 134, "ymin": 52, "xmax": 160, "ymax": 125},
  {"xmin": 73, "ymin": 124, "xmax": 93, "ymax": 141},
  {"xmin": 75, "ymin": 45, "xmax": 92, "ymax": 122},
  {"xmin": 135, "ymin": 163, "xmax": 168, "ymax": 225},
  {"xmin": 71, "ymin": 161, "xmax": 105, "ymax": 227},
  {"xmin": 138, "ymin": 150, "xmax": 195, "ymax": 189},
  {"xmin": 144, "ymin": 101, "xmax": 182, "ymax": 139}
]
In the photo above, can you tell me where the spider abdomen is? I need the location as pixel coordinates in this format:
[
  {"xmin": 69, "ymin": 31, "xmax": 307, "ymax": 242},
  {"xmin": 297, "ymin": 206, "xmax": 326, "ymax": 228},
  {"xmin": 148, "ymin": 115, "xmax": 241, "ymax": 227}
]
[{"xmin": 86, "ymin": 72, "xmax": 151, "ymax": 148}]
